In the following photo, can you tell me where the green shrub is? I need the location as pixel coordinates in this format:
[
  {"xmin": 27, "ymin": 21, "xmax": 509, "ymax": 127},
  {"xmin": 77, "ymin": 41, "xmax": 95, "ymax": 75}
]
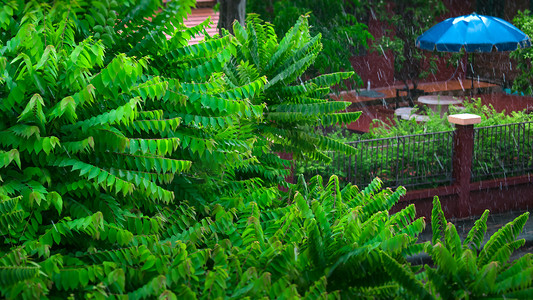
[
  {"xmin": 511, "ymin": 10, "xmax": 533, "ymax": 95},
  {"xmin": 423, "ymin": 197, "xmax": 533, "ymax": 299},
  {"xmin": 368, "ymin": 98, "xmax": 533, "ymax": 138},
  {"xmin": 1, "ymin": 172, "xmax": 431, "ymax": 298}
]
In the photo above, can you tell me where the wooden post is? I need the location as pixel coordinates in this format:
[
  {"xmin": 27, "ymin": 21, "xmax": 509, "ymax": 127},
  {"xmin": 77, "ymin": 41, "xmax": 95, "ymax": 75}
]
[{"xmin": 448, "ymin": 114, "xmax": 481, "ymax": 218}]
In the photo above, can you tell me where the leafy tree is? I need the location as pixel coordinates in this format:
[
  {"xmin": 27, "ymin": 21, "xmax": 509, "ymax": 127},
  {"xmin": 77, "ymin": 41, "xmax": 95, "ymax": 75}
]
[
  {"xmin": 373, "ymin": 0, "xmax": 446, "ymax": 101},
  {"xmin": 0, "ymin": 1, "xmax": 262, "ymax": 297},
  {"xmin": 0, "ymin": 0, "xmax": 363, "ymax": 296},
  {"xmin": 247, "ymin": 0, "xmax": 372, "ymax": 77},
  {"xmin": 510, "ymin": 10, "xmax": 533, "ymax": 95},
  {"xmin": 222, "ymin": 14, "xmax": 362, "ymax": 187}
]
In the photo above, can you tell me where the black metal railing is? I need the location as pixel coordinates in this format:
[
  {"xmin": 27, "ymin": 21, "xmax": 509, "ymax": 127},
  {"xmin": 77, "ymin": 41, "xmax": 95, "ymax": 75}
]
[
  {"xmin": 297, "ymin": 131, "xmax": 454, "ymax": 189},
  {"xmin": 297, "ymin": 121, "xmax": 533, "ymax": 190},
  {"xmin": 472, "ymin": 122, "xmax": 533, "ymax": 181}
]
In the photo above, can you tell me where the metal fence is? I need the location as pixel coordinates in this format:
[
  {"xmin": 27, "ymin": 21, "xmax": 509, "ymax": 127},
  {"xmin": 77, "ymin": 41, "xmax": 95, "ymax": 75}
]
[
  {"xmin": 298, "ymin": 131, "xmax": 454, "ymax": 189},
  {"xmin": 472, "ymin": 122, "xmax": 533, "ymax": 181},
  {"xmin": 297, "ymin": 121, "xmax": 533, "ymax": 190}
]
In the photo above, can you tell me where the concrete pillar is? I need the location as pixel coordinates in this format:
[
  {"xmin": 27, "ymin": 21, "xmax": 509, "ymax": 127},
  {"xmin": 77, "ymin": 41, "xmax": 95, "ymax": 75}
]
[{"xmin": 448, "ymin": 114, "xmax": 481, "ymax": 218}]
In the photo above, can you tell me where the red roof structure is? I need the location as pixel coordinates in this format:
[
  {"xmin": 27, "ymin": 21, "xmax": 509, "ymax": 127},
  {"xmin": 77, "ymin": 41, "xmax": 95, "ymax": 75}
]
[
  {"xmin": 184, "ymin": 8, "xmax": 219, "ymax": 44},
  {"xmin": 181, "ymin": 0, "xmax": 219, "ymax": 44}
]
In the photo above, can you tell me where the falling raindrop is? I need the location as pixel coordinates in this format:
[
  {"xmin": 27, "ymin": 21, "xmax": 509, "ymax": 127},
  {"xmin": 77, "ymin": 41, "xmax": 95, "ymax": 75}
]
[
  {"xmin": 370, "ymin": 7, "xmax": 376, "ymax": 20},
  {"xmin": 434, "ymin": 153, "xmax": 444, "ymax": 170},
  {"xmin": 379, "ymin": 45, "xmax": 387, "ymax": 59}
]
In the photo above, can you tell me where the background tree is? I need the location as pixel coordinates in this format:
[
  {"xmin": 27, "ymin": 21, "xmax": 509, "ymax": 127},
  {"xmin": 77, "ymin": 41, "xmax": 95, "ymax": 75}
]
[
  {"xmin": 510, "ymin": 10, "xmax": 533, "ymax": 95},
  {"xmin": 247, "ymin": 0, "xmax": 372, "ymax": 79},
  {"xmin": 217, "ymin": 0, "xmax": 246, "ymax": 34},
  {"xmin": 373, "ymin": 0, "xmax": 446, "ymax": 101}
]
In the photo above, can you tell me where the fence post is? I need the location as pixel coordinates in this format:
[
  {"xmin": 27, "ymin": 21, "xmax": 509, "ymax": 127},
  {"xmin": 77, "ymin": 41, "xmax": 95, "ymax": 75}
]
[{"xmin": 448, "ymin": 114, "xmax": 481, "ymax": 217}]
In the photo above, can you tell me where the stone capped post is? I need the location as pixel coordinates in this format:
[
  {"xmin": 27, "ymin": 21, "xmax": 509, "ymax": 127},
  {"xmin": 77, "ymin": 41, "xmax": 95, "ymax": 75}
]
[{"xmin": 448, "ymin": 114, "xmax": 481, "ymax": 218}]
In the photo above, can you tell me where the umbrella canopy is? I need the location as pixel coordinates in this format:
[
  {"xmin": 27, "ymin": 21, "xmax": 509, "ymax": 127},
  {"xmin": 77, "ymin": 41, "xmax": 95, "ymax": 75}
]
[{"xmin": 416, "ymin": 12, "xmax": 531, "ymax": 53}]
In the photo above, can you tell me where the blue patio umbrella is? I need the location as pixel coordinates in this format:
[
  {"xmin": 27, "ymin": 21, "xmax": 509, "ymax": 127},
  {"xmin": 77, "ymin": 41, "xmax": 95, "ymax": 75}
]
[{"xmin": 415, "ymin": 12, "xmax": 531, "ymax": 95}]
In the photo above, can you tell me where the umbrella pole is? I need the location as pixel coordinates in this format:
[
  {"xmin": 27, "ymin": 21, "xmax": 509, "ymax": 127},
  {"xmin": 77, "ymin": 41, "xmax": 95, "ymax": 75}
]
[{"xmin": 470, "ymin": 53, "xmax": 474, "ymax": 99}]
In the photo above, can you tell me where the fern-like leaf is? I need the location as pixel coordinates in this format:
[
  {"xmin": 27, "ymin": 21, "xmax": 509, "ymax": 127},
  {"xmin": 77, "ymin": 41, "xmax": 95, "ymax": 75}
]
[
  {"xmin": 380, "ymin": 251, "xmax": 433, "ymax": 300},
  {"xmin": 431, "ymin": 196, "xmax": 447, "ymax": 245},
  {"xmin": 463, "ymin": 209, "xmax": 489, "ymax": 252},
  {"xmin": 478, "ymin": 212, "xmax": 529, "ymax": 267}
]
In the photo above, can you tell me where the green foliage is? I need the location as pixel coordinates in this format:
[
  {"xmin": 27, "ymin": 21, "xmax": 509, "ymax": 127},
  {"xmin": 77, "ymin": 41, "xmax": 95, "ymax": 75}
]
[
  {"xmin": 0, "ymin": 171, "xmax": 430, "ymax": 298},
  {"xmin": 247, "ymin": 0, "xmax": 372, "ymax": 76},
  {"xmin": 511, "ymin": 10, "xmax": 533, "ymax": 95},
  {"xmin": 0, "ymin": 1, "xmax": 262, "ymax": 297},
  {"xmin": 367, "ymin": 196, "xmax": 533, "ymax": 299},
  {"xmin": 222, "ymin": 14, "xmax": 362, "ymax": 187},
  {"xmin": 423, "ymin": 197, "xmax": 533, "ymax": 299},
  {"xmin": 1, "ymin": 1, "xmax": 531, "ymax": 298},
  {"xmin": 0, "ymin": 0, "xmax": 268, "ymax": 208}
]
